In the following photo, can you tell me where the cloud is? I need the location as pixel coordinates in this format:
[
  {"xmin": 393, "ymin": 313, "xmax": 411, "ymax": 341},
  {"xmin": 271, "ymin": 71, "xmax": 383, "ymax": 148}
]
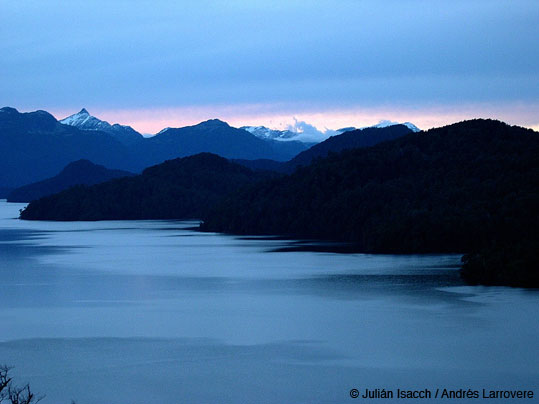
[
  {"xmin": 44, "ymin": 100, "xmax": 539, "ymax": 136},
  {"xmin": 285, "ymin": 118, "xmax": 338, "ymax": 143}
]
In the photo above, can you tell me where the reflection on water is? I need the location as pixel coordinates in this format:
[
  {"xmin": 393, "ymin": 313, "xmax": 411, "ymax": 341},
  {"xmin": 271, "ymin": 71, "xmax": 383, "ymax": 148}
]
[{"xmin": 0, "ymin": 201, "xmax": 537, "ymax": 403}]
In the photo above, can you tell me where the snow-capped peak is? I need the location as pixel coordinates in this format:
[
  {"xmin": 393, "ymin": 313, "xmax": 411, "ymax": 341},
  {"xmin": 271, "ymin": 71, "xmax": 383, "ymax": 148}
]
[
  {"xmin": 367, "ymin": 120, "xmax": 421, "ymax": 132},
  {"xmin": 60, "ymin": 108, "xmax": 108, "ymax": 130},
  {"xmin": 241, "ymin": 126, "xmax": 299, "ymax": 141},
  {"xmin": 60, "ymin": 108, "xmax": 143, "ymax": 144}
]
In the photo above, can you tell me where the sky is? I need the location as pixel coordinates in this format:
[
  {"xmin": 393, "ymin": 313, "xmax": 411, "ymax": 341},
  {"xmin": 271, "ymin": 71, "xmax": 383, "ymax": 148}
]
[{"xmin": 1, "ymin": 0, "xmax": 538, "ymax": 137}]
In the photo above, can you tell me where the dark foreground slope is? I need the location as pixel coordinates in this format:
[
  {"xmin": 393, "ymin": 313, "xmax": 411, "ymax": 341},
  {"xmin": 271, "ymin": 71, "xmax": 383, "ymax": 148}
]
[
  {"xmin": 7, "ymin": 160, "xmax": 134, "ymax": 202},
  {"xmin": 201, "ymin": 120, "xmax": 539, "ymax": 286},
  {"xmin": 20, "ymin": 153, "xmax": 267, "ymax": 221},
  {"xmin": 286, "ymin": 124, "xmax": 413, "ymax": 170},
  {"xmin": 233, "ymin": 124, "xmax": 414, "ymax": 173}
]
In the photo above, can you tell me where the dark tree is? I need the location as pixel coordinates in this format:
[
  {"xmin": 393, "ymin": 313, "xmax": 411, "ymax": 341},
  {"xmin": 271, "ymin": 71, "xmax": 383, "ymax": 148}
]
[{"xmin": 0, "ymin": 366, "xmax": 43, "ymax": 404}]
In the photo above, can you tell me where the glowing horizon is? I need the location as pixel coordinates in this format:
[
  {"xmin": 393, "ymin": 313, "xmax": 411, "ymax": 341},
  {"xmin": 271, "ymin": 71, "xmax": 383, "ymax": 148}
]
[{"xmin": 40, "ymin": 102, "xmax": 539, "ymax": 140}]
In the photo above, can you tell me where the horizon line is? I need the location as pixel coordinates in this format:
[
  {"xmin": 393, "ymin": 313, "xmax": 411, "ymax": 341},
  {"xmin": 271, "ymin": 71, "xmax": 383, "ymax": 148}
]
[{"xmin": 4, "ymin": 102, "xmax": 539, "ymax": 136}]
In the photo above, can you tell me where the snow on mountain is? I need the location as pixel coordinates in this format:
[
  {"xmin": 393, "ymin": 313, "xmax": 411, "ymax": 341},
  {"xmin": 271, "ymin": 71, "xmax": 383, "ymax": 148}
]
[
  {"xmin": 61, "ymin": 108, "xmax": 110, "ymax": 131},
  {"xmin": 156, "ymin": 127, "xmax": 172, "ymax": 135},
  {"xmin": 366, "ymin": 120, "xmax": 420, "ymax": 132},
  {"xmin": 336, "ymin": 127, "xmax": 357, "ymax": 134},
  {"xmin": 339, "ymin": 121, "xmax": 420, "ymax": 134},
  {"xmin": 244, "ymin": 119, "xmax": 420, "ymax": 144},
  {"xmin": 241, "ymin": 126, "xmax": 299, "ymax": 141},
  {"xmin": 60, "ymin": 108, "xmax": 143, "ymax": 145}
]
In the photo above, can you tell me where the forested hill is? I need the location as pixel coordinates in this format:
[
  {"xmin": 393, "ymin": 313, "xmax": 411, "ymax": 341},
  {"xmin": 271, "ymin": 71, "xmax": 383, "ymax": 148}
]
[
  {"xmin": 201, "ymin": 119, "xmax": 539, "ymax": 285},
  {"xmin": 233, "ymin": 124, "xmax": 414, "ymax": 173},
  {"xmin": 286, "ymin": 124, "xmax": 413, "ymax": 170},
  {"xmin": 19, "ymin": 153, "xmax": 269, "ymax": 221},
  {"xmin": 7, "ymin": 159, "xmax": 134, "ymax": 202}
]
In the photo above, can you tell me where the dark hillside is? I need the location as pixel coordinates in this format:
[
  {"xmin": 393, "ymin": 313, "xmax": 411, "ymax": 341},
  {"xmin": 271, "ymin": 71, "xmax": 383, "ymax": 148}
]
[
  {"xmin": 20, "ymin": 153, "xmax": 267, "ymax": 221},
  {"xmin": 7, "ymin": 160, "xmax": 134, "ymax": 202},
  {"xmin": 286, "ymin": 124, "xmax": 413, "ymax": 170},
  {"xmin": 201, "ymin": 119, "xmax": 539, "ymax": 286}
]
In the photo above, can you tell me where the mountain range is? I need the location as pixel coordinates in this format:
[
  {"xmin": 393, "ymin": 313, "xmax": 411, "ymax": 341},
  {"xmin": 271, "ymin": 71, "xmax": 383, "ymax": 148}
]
[
  {"xmin": 1, "ymin": 106, "xmax": 420, "ymax": 192},
  {"xmin": 335, "ymin": 120, "xmax": 421, "ymax": 134},
  {"xmin": 3, "ymin": 116, "xmax": 413, "ymax": 201},
  {"xmin": 0, "ymin": 107, "xmax": 312, "ymax": 191},
  {"xmin": 61, "ymin": 109, "xmax": 308, "ymax": 161},
  {"xmin": 233, "ymin": 124, "xmax": 414, "ymax": 173},
  {"xmin": 0, "ymin": 107, "xmax": 136, "ymax": 189},
  {"xmin": 60, "ymin": 108, "xmax": 144, "ymax": 146},
  {"xmin": 242, "ymin": 120, "xmax": 420, "ymax": 143},
  {"xmin": 142, "ymin": 119, "xmax": 306, "ymax": 165},
  {"xmin": 286, "ymin": 124, "xmax": 414, "ymax": 170},
  {"xmin": 241, "ymin": 126, "xmax": 299, "ymax": 141}
]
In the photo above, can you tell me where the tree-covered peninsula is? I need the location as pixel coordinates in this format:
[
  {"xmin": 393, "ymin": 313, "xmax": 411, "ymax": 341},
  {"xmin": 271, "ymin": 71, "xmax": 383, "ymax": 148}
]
[
  {"xmin": 19, "ymin": 153, "xmax": 270, "ymax": 221},
  {"xmin": 201, "ymin": 120, "xmax": 539, "ymax": 287}
]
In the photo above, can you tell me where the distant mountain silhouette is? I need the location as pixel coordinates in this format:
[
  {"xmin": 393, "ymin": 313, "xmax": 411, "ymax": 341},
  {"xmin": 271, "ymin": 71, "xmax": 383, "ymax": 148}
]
[
  {"xmin": 0, "ymin": 107, "xmax": 137, "ymax": 188},
  {"xmin": 20, "ymin": 153, "xmax": 270, "ymax": 221},
  {"xmin": 0, "ymin": 108, "xmax": 315, "ymax": 191},
  {"xmin": 233, "ymin": 124, "xmax": 414, "ymax": 173},
  {"xmin": 142, "ymin": 119, "xmax": 296, "ymax": 165},
  {"xmin": 241, "ymin": 125, "xmax": 299, "ymax": 141},
  {"xmin": 336, "ymin": 121, "xmax": 420, "ymax": 133},
  {"xmin": 367, "ymin": 120, "xmax": 420, "ymax": 132},
  {"xmin": 61, "ymin": 108, "xmax": 144, "ymax": 146},
  {"xmin": 7, "ymin": 159, "xmax": 133, "ymax": 202},
  {"xmin": 241, "ymin": 125, "xmax": 324, "ymax": 147},
  {"xmin": 286, "ymin": 124, "xmax": 413, "ymax": 170}
]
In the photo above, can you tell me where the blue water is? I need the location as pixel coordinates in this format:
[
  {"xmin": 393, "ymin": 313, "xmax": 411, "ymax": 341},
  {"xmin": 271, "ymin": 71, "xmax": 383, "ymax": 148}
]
[{"xmin": 0, "ymin": 201, "xmax": 537, "ymax": 403}]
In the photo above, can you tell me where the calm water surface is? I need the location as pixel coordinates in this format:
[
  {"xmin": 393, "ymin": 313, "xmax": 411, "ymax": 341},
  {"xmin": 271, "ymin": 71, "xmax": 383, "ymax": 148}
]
[{"xmin": 0, "ymin": 201, "xmax": 537, "ymax": 403}]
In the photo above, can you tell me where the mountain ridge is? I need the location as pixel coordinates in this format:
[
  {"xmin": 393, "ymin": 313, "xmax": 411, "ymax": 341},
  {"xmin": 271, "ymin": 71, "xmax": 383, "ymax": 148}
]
[
  {"xmin": 0, "ymin": 107, "xmax": 137, "ymax": 188},
  {"xmin": 19, "ymin": 153, "xmax": 270, "ymax": 221},
  {"xmin": 286, "ymin": 124, "xmax": 414, "ymax": 170},
  {"xmin": 7, "ymin": 160, "xmax": 134, "ymax": 202},
  {"xmin": 0, "ymin": 108, "xmax": 311, "ymax": 189},
  {"xmin": 233, "ymin": 125, "xmax": 415, "ymax": 173},
  {"xmin": 60, "ymin": 108, "xmax": 144, "ymax": 145},
  {"xmin": 143, "ymin": 119, "xmax": 294, "ymax": 163}
]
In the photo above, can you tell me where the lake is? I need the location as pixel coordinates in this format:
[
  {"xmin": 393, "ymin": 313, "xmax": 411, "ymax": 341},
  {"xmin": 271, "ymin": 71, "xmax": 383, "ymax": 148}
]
[{"xmin": 0, "ymin": 201, "xmax": 537, "ymax": 403}]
